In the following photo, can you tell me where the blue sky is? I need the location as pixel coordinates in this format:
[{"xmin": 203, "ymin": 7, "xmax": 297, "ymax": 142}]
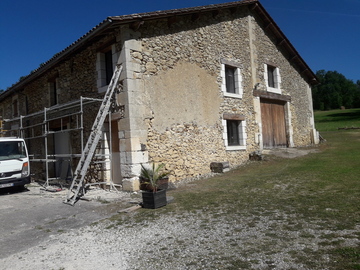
[{"xmin": 1, "ymin": 0, "xmax": 359, "ymax": 90}]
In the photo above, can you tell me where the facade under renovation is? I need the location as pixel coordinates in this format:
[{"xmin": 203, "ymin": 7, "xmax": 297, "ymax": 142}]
[{"xmin": 0, "ymin": 0, "xmax": 319, "ymax": 191}]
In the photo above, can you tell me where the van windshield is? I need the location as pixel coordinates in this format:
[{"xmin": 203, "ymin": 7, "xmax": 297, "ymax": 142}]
[{"xmin": 0, "ymin": 141, "xmax": 27, "ymax": 161}]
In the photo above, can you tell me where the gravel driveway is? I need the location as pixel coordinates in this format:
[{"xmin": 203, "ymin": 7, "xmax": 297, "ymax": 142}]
[
  {"xmin": 0, "ymin": 146, "xmax": 358, "ymax": 270},
  {"xmin": 1, "ymin": 182, "xmax": 359, "ymax": 270},
  {"xmin": 0, "ymin": 183, "xmax": 134, "ymax": 265}
]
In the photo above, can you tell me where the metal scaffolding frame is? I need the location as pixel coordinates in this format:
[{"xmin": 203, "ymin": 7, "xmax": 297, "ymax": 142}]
[{"xmin": 3, "ymin": 96, "xmax": 115, "ymax": 189}]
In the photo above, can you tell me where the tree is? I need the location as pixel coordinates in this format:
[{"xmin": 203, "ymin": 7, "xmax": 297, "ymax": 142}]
[{"xmin": 312, "ymin": 70, "xmax": 360, "ymax": 110}]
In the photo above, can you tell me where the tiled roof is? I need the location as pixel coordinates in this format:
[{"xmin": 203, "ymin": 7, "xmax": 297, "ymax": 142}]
[
  {"xmin": 1, "ymin": 0, "xmax": 317, "ymax": 97},
  {"xmin": 108, "ymin": 0, "xmax": 257, "ymax": 22}
]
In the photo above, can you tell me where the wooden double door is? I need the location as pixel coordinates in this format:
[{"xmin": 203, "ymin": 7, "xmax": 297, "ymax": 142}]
[{"xmin": 261, "ymin": 99, "xmax": 288, "ymax": 148}]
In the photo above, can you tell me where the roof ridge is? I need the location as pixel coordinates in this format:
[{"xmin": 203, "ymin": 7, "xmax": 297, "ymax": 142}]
[{"xmin": 108, "ymin": 0, "xmax": 257, "ymax": 21}]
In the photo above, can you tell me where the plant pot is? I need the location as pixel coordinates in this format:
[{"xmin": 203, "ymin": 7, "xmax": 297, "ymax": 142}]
[
  {"xmin": 141, "ymin": 189, "xmax": 167, "ymax": 209},
  {"xmin": 139, "ymin": 176, "xmax": 169, "ymax": 191}
]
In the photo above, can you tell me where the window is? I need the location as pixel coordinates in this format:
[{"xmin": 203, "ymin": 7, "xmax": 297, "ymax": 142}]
[
  {"xmin": 264, "ymin": 64, "xmax": 281, "ymax": 94},
  {"xmin": 225, "ymin": 66, "xmax": 236, "ymax": 94},
  {"xmin": 49, "ymin": 80, "xmax": 58, "ymax": 106},
  {"xmin": 267, "ymin": 65, "xmax": 276, "ymax": 88},
  {"xmin": 227, "ymin": 120, "xmax": 241, "ymax": 146},
  {"xmin": 105, "ymin": 50, "xmax": 113, "ymax": 85},
  {"xmin": 221, "ymin": 59, "xmax": 243, "ymax": 98},
  {"xmin": 97, "ymin": 44, "xmax": 117, "ymax": 92},
  {"xmin": 12, "ymin": 97, "xmax": 19, "ymax": 117},
  {"xmin": 222, "ymin": 114, "xmax": 247, "ymax": 150}
]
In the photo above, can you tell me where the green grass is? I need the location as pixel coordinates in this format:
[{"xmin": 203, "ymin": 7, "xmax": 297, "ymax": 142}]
[
  {"xmin": 109, "ymin": 110, "xmax": 360, "ymax": 269},
  {"xmin": 314, "ymin": 108, "xmax": 360, "ymax": 131}
]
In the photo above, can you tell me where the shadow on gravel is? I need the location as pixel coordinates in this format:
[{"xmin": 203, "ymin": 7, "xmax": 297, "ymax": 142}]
[{"xmin": 0, "ymin": 186, "xmax": 29, "ymax": 195}]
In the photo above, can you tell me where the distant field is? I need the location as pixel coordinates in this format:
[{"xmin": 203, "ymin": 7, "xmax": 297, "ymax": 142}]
[{"xmin": 314, "ymin": 108, "xmax": 360, "ymax": 132}]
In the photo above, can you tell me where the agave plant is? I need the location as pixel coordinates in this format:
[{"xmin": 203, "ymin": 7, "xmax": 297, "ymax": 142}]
[{"xmin": 140, "ymin": 163, "xmax": 170, "ymax": 192}]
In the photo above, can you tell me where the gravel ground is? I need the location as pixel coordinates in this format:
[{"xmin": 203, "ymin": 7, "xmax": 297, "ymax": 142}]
[
  {"xmin": 1, "ymin": 200, "xmax": 359, "ymax": 270},
  {"xmin": 0, "ymin": 149, "xmax": 358, "ymax": 269}
]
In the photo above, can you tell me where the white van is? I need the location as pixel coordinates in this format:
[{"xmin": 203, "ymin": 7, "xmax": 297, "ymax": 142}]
[{"xmin": 0, "ymin": 137, "xmax": 31, "ymax": 189}]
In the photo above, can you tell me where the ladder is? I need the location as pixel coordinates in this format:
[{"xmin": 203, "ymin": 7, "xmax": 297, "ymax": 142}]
[{"xmin": 64, "ymin": 64, "xmax": 123, "ymax": 205}]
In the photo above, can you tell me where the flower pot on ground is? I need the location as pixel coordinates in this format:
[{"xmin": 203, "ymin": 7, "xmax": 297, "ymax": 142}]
[
  {"xmin": 140, "ymin": 163, "xmax": 171, "ymax": 209},
  {"xmin": 141, "ymin": 188, "xmax": 167, "ymax": 209}
]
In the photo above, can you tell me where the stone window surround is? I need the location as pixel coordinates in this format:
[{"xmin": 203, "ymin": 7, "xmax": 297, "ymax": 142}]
[
  {"xmin": 264, "ymin": 62, "xmax": 281, "ymax": 95},
  {"xmin": 253, "ymin": 91, "xmax": 295, "ymax": 148},
  {"xmin": 97, "ymin": 44, "xmax": 119, "ymax": 93},
  {"xmin": 221, "ymin": 59, "xmax": 243, "ymax": 99},
  {"xmin": 222, "ymin": 113, "xmax": 247, "ymax": 151}
]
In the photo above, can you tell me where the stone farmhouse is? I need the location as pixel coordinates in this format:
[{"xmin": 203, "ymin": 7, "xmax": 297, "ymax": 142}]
[{"xmin": 0, "ymin": 0, "xmax": 319, "ymax": 191}]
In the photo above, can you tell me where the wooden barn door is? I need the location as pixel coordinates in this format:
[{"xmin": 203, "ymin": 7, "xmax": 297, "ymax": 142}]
[{"xmin": 261, "ymin": 99, "xmax": 287, "ymax": 148}]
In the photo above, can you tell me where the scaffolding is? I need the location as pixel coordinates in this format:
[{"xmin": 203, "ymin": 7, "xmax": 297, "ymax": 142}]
[{"xmin": 3, "ymin": 96, "xmax": 116, "ymax": 189}]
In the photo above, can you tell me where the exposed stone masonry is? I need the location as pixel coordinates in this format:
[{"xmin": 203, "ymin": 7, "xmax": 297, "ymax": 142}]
[
  {"xmin": 122, "ymin": 8, "xmax": 316, "ymax": 185},
  {"xmin": 0, "ymin": 4, "xmax": 318, "ymax": 190}
]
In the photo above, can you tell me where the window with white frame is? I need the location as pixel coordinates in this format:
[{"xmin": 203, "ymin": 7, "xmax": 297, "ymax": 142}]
[
  {"xmin": 264, "ymin": 63, "xmax": 281, "ymax": 94},
  {"xmin": 221, "ymin": 59, "xmax": 243, "ymax": 98},
  {"xmin": 222, "ymin": 114, "xmax": 247, "ymax": 150},
  {"xmin": 97, "ymin": 44, "xmax": 117, "ymax": 93}
]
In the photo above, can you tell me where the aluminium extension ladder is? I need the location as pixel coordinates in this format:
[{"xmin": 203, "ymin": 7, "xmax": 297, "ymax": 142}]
[{"xmin": 64, "ymin": 64, "xmax": 123, "ymax": 205}]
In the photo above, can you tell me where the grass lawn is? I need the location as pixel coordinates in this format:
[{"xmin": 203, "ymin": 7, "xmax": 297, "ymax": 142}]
[
  {"xmin": 314, "ymin": 108, "xmax": 360, "ymax": 131},
  {"xmin": 111, "ymin": 109, "xmax": 360, "ymax": 269}
]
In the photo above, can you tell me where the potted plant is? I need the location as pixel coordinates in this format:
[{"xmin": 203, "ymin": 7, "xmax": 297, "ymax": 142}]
[{"xmin": 140, "ymin": 163, "xmax": 170, "ymax": 209}]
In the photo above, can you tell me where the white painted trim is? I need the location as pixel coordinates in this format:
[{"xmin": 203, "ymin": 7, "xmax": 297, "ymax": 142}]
[{"xmin": 226, "ymin": 145, "xmax": 247, "ymax": 151}]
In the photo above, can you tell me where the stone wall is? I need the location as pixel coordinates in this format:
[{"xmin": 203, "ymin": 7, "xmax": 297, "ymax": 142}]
[
  {"xmin": 124, "ymin": 7, "xmax": 316, "ymax": 184},
  {"xmin": 0, "ymin": 32, "xmax": 121, "ymax": 180},
  {"xmin": 251, "ymin": 16, "xmax": 316, "ymax": 147},
  {"xmin": 0, "ymin": 5, "xmax": 317, "ymax": 188},
  {"xmin": 128, "ymin": 9, "xmax": 260, "ymax": 183}
]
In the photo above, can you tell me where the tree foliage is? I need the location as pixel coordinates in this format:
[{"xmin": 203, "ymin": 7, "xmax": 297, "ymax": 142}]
[{"xmin": 312, "ymin": 70, "xmax": 360, "ymax": 110}]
